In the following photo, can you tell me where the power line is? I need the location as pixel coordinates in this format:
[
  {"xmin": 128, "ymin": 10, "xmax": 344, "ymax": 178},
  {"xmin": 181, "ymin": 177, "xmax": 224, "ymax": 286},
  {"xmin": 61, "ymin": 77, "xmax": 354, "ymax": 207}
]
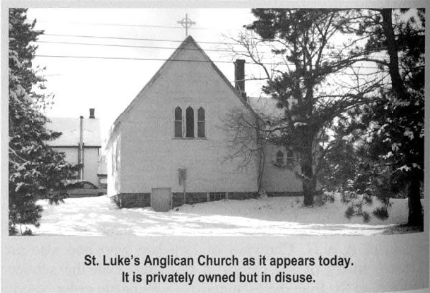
[
  {"xmin": 35, "ymin": 20, "xmax": 210, "ymax": 30},
  {"xmin": 36, "ymin": 39, "xmax": 391, "ymax": 60},
  {"xmin": 36, "ymin": 40, "xmax": 246, "ymax": 54},
  {"xmin": 39, "ymin": 33, "xmax": 391, "ymax": 58},
  {"xmin": 34, "ymin": 54, "xmax": 390, "ymax": 69},
  {"xmin": 34, "ymin": 54, "xmax": 247, "ymax": 64},
  {"xmin": 40, "ymin": 33, "xmax": 239, "ymax": 46}
]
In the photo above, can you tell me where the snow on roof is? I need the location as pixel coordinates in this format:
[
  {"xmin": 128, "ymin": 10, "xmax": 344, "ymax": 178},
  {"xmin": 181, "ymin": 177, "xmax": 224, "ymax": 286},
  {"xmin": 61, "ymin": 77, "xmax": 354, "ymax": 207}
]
[
  {"xmin": 248, "ymin": 97, "xmax": 285, "ymax": 120},
  {"xmin": 46, "ymin": 117, "xmax": 102, "ymax": 147}
]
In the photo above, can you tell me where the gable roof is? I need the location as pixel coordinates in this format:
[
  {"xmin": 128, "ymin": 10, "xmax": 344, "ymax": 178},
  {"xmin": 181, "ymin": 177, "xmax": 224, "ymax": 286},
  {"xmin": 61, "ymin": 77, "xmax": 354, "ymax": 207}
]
[
  {"xmin": 106, "ymin": 35, "xmax": 259, "ymax": 148},
  {"xmin": 47, "ymin": 117, "xmax": 102, "ymax": 147}
]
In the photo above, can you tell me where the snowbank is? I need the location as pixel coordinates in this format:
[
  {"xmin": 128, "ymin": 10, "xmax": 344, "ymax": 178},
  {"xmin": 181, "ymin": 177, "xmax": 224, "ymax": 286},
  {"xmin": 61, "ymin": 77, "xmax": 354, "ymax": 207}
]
[{"xmin": 28, "ymin": 193, "xmax": 414, "ymax": 236}]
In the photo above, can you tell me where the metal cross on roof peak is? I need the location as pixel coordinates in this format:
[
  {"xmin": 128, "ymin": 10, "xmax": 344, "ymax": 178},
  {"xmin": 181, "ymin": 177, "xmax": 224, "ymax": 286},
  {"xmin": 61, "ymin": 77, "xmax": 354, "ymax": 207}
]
[{"xmin": 177, "ymin": 13, "xmax": 196, "ymax": 36}]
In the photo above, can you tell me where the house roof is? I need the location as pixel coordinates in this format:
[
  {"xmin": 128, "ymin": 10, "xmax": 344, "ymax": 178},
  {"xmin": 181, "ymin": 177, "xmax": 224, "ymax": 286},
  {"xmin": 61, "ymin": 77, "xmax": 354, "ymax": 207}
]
[
  {"xmin": 106, "ymin": 35, "xmax": 260, "ymax": 148},
  {"xmin": 248, "ymin": 97, "xmax": 285, "ymax": 120},
  {"xmin": 47, "ymin": 117, "xmax": 102, "ymax": 147}
]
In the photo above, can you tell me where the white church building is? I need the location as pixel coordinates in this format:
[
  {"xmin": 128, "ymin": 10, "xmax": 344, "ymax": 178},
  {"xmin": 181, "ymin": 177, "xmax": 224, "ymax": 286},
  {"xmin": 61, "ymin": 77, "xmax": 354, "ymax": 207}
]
[{"xmin": 106, "ymin": 36, "xmax": 302, "ymax": 211}]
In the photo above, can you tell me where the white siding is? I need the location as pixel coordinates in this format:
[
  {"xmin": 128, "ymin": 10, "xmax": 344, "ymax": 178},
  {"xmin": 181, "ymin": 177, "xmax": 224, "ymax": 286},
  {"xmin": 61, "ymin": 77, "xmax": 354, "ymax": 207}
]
[
  {"xmin": 118, "ymin": 40, "xmax": 259, "ymax": 193},
  {"xmin": 53, "ymin": 147, "xmax": 100, "ymax": 186},
  {"xmin": 107, "ymin": 37, "xmax": 304, "ymax": 196},
  {"xmin": 261, "ymin": 144, "xmax": 302, "ymax": 192},
  {"xmin": 83, "ymin": 148, "xmax": 99, "ymax": 186},
  {"xmin": 107, "ymin": 133, "xmax": 121, "ymax": 196}
]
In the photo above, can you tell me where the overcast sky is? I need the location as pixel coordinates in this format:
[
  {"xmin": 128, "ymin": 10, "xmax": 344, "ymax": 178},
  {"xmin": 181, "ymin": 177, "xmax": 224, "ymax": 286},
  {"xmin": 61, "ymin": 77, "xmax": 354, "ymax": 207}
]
[{"xmin": 27, "ymin": 9, "xmax": 261, "ymax": 143}]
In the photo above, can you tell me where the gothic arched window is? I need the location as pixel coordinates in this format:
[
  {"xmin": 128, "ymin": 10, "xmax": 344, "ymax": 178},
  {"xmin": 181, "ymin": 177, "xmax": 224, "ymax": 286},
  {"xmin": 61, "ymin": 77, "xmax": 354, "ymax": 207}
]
[
  {"xmin": 276, "ymin": 150, "xmax": 284, "ymax": 165},
  {"xmin": 186, "ymin": 107, "xmax": 194, "ymax": 138},
  {"xmin": 174, "ymin": 107, "xmax": 183, "ymax": 138},
  {"xmin": 286, "ymin": 150, "xmax": 294, "ymax": 165},
  {"xmin": 197, "ymin": 107, "xmax": 205, "ymax": 138}
]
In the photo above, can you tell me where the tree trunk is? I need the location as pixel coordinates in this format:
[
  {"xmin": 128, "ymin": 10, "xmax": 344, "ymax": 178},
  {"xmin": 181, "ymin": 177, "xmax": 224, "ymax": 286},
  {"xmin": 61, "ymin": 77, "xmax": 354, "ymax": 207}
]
[
  {"xmin": 407, "ymin": 175, "xmax": 423, "ymax": 227},
  {"xmin": 380, "ymin": 9, "xmax": 408, "ymax": 98},
  {"xmin": 381, "ymin": 9, "xmax": 423, "ymax": 228},
  {"xmin": 302, "ymin": 145, "xmax": 315, "ymax": 206},
  {"xmin": 302, "ymin": 179, "xmax": 314, "ymax": 206}
]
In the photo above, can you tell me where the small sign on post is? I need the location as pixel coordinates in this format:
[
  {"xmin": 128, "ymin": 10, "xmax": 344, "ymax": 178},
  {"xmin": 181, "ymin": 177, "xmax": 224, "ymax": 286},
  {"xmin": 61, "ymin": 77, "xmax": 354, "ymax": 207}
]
[{"xmin": 178, "ymin": 168, "xmax": 187, "ymax": 204}]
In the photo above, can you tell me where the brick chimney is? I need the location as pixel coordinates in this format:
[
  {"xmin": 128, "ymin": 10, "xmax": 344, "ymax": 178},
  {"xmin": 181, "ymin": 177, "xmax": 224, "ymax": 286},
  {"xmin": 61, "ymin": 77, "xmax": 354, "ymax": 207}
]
[
  {"xmin": 89, "ymin": 108, "xmax": 95, "ymax": 119},
  {"xmin": 234, "ymin": 59, "xmax": 246, "ymax": 100}
]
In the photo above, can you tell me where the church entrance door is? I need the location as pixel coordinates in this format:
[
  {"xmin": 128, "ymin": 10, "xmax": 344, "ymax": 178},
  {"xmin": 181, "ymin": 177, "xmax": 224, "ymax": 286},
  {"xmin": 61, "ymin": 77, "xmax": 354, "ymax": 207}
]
[{"xmin": 151, "ymin": 188, "xmax": 172, "ymax": 212}]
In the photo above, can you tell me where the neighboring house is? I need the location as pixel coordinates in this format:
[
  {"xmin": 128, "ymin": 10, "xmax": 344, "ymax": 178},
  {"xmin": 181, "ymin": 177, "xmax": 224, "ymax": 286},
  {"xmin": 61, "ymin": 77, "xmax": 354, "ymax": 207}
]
[
  {"xmin": 47, "ymin": 109, "xmax": 104, "ymax": 187},
  {"xmin": 106, "ymin": 36, "xmax": 303, "ymax": 211}
]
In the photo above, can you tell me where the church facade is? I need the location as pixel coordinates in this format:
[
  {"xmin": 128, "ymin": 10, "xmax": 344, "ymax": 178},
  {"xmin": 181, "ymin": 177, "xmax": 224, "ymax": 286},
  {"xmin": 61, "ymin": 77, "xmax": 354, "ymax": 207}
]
[{"xmin": 106, "ymin": 36, "xmax": 302, "ymax": 211}]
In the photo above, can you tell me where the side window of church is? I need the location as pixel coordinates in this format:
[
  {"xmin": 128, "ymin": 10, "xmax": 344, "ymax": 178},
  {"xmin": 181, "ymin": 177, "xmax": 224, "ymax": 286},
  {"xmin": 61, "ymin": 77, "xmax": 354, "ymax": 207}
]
[
  {"xmin": 174, "ymin": 107, "xmax": 183, "ymax": 138},
  {"xmin": 276, "ymin": 150, "xmax": 284, "ymax": 165},
  {"xmin": 286, "ymin": 150, "xmax": 294, "ymax": 165},
  {"xmin": 197, "ymin": 107, "xmax": 205, "ymax": 138},
  {"xmin": 186, "ymin": 107, "xmax": 194, "ymax": 138}
]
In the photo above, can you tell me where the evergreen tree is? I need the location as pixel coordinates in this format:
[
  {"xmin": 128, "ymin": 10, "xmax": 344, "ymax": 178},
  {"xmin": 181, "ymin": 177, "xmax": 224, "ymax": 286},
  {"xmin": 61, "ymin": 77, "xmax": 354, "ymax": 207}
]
[
  {"xmin": 245, "ymin": 9, "xmax": 379, "ymax": 205},
  {"xmin": 363, "ymin": 9, "xmax": 424, "ymax": 226},
  {"xmin": 321, "ymin": 9, "xmax": 424, "ymax": 226},
  {"xmin": 9, "ymin": 8, "xmax": 77, "ymax": 235}
]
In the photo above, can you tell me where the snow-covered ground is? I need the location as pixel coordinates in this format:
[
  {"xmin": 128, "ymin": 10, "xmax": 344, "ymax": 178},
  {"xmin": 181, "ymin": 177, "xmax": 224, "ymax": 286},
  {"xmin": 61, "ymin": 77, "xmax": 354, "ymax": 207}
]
[{"xmin": 28, "ymin": 193, "xmax": 417, "ymax": 236}]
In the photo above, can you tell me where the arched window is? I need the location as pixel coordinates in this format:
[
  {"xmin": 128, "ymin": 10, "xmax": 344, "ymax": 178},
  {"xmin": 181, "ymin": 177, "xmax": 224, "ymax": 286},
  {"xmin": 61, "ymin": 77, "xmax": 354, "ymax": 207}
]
[
  {"xmin": 186, "ymin": 107, "xmax": 194, "ymax": 138},
  {"xmin": 276, "ymin": 150, "xmax": 284, "ymax": 165},
  {"xmin": 286, "ymin": 150, "xmax": 294, "ymax": 165},
  {"xmin": 197, "ymin": 107, "xmax": 205, "ymax": 138},
  {"xmin": 174, "ymin": 107, "xmax": 183, "ymax": 138}
]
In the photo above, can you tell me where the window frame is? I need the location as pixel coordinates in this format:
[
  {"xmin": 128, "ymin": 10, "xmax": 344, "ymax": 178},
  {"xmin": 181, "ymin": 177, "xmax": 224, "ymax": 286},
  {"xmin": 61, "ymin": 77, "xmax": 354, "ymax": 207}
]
[
  {"xmin": 197, "ymin": 107, "xmax": 206, "ymax": 138},
  {"xmin": 286, "ymin": 150, "xmax": 294, "ymax": 165},
  {"xmin": 173, "ymin": 105, "xmax": 207, "ymax": 140},
  {"xmin": 174, "ymin": 107, "xmax": 183, "ymax": 138},
  {"xmin": 185, "ymin": 107, "xmax": 195, "ymax": 138},
  {"xmin": 275, "ymin": 150, "xmax": 285, "ymax": 166}
]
